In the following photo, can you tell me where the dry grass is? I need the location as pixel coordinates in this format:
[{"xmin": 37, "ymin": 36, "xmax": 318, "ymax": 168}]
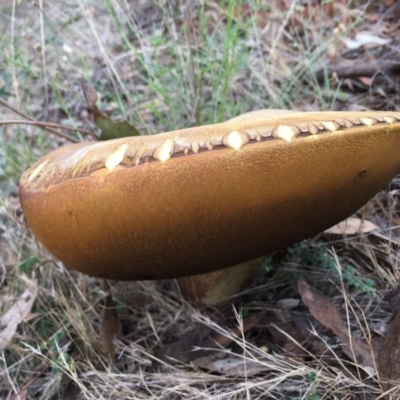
[{"xmin": 1, "ymin": 0, "xmax": 400, "ymax": 399}]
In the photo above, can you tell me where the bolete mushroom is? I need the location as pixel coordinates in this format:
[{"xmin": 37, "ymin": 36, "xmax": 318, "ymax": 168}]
[{"xmin": 19, "ymin": 110, "xmax": 400, "ymax": 301}]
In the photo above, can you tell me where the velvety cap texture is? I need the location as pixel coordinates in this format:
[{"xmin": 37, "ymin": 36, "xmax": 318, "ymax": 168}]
[{"xmin": 19, "ymin": 111, "xmax": 400, "ymax": 280}]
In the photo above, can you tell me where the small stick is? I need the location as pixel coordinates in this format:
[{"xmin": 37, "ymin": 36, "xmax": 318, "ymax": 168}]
[
  {"xmin": 0, "ymin": 120, "xmax": 98, "ymax": 138},
  {"xmin": 0, "ymin": 98, "xmax": 98, "ymax": 142},
  {"xmin": 314, "ymin": 60, "xmax": 400, "ymax": 81}
]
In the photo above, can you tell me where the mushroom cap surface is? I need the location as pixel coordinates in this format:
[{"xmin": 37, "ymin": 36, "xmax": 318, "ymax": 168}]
[{"xmin": 19, "ymin": 111, "xmax": 400, "ymax": 280}]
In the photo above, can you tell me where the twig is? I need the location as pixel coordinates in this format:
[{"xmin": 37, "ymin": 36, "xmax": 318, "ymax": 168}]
[
  {"xmin": 9, "ymin": 362, "xmax": 50, "ymax": 400},
  {"xmin": 0, "ymin": 98, "xmax": 40, "ymax": 121},
  {"xmin": 0, "ymin": 262, "xmax": 6, "ymax": 288},
  {"xmin": 1, "ymin": 120, "xmax": 79, "ymax": 143},
  {"xmin": 0, "ymin": 120, "xmax": 98, "ymax": 138},
  {"xmin": 0, "ymin": 98, "xmax": 78, "ymax": 142},
  {"xmin": 0, "ymin": 98, "xmax": 98, "ymax": 142},
  {"xmin": 314, "ymin": 60, "xmax": 400, "ymax": 82}
]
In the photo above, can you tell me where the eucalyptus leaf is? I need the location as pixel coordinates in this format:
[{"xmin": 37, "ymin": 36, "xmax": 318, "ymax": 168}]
[
  {"xmin": 81, "ymin": 80, "xmax": 141, "ymax": 140},
  {"xmin": 95, "ymin": 116, "xmax": 141, "ymax": 140}
]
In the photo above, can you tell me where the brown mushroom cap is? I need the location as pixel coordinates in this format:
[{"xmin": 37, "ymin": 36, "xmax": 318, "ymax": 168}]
[{"xmin": 19, "ymin": 111, "xmax": 400, "ymax": 280}]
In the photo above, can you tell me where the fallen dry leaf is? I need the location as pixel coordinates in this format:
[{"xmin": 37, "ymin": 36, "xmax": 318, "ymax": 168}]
[
  {"xmin": 0, "ymin": 237, "xmax": 17, "ymax": 274},
  {"xmin": 358, "ymin": 76, "xmax": 373, "ymax": 87},
  {"xmin": 343, "ymin": 32, "xmax": 391, "ymax": 50},
  {"xmin": 379, "ymin": 287, "xmax": 400, "ymax": 395},
  {"xmin": 267, "ymin": 299, "xmax": 309, "ymax": 361},
  {"xmin": 379, "ymin": 311, "xmax": 400, "ymax": 382},
  {"xmin": 62, "ymin": 380, "xmax": 82, "ymax": 400},
  {"xmin": 194, "ymin": 349, "xmax": 271, "ymax": 376},
  {"xmin": 324, "ymin": 217, "xmax": 380, "ymax": 235},
  {"xmin": 154, "ymin": 324, "xmax": 211, "ymax": 364},
  {"xmin": 0, "ymin": 276, "xmax": 38, "ymax": 351},
  {"xmin": 298, "ymin": 280, "xmax": 376, "ymax": 375},
  {"xmin": 155, "ymin": 312, "xmax": 263, "ymax": 370},
  {"xmin": 99, "ymin": 293, "xmax": 123, "ymax": 364},
  {"xmin": 385, "ymin": 286, "xmax": 400, "ymax": 311}
]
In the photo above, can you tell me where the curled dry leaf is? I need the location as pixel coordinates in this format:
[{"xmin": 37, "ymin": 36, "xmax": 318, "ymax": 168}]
[
  {"xmin": 99, "ymin": 293, "xmax": 122, "ymax": 365},
  {"xmin": 324, "ymin": 217, "xmax": 380, "ymax": 235},
  {"xmin": 298, "ymin": 280, "xmax": 376, "ymax": 375},
  {"xmin": 0, "ymin": 276, "xmax": 38, "ymax": 351}
]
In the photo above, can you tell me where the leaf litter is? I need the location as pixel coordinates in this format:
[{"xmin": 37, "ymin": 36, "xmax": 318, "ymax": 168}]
[
  {"xmin": 298, "ymin": 279, "xmax": 377, "ymax": 375},
  {"xmin": 324, "ymin": 217, "xmax": 380, "ymax": 235},
  {"xmin": 2, "ymin": 0, "xmax": 400, "ymax": 398},
  {"xmin": 99, "ymin": 291, "xmax": 123, "ymax": 364},
  {"xmin": 155, "ymin": 310, "xmax": 266, "ymax": 376},
  {"xmin": 379, "ymin": 287, "xmax": 400, "ymax": 397},
  {"xmin": 0, "ymin": 275, "xmax": 38, "ymax": 351}
]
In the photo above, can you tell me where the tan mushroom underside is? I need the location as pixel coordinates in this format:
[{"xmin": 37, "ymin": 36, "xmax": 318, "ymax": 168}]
[{"xmin": 19, "ymin": 111, "xmax": 400, "ymax": 281}]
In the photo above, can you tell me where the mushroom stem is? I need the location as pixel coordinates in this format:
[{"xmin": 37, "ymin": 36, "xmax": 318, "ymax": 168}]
[{"xmin": 177, "ymin": 258, "xmax": 263, "ymax": 304}]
